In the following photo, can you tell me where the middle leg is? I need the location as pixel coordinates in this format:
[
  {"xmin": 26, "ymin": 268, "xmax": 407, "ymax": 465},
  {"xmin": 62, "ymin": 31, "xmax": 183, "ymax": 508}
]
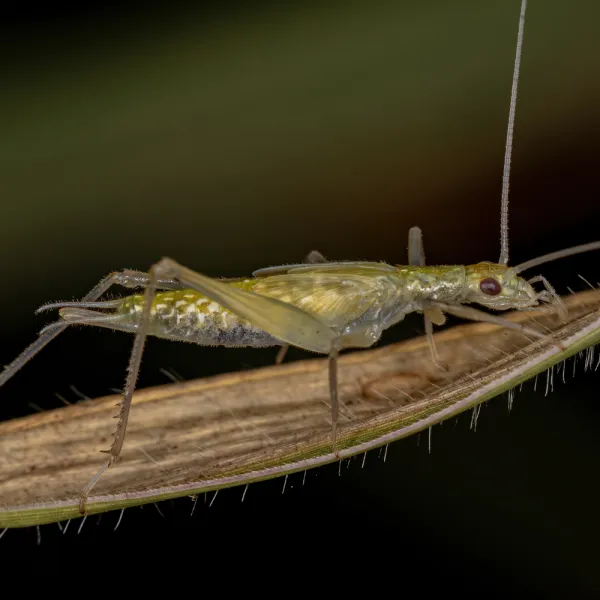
[{"xmin": 408, "ymin": 226, "xmax": 441, "ymax": 365}]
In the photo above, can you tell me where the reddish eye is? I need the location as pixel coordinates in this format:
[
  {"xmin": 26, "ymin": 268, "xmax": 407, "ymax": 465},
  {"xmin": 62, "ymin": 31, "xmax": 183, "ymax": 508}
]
[{"xmin": 480, "ymin": 277, "xmax": 502, "ymax": 296}]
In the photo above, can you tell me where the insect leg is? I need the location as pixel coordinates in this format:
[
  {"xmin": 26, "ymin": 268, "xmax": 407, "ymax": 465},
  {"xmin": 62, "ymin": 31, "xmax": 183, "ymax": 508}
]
[
  {"xmin": 153, "ymin": 258, "xmax": 343, "ymax": 454},
  {"xmin": 108, "ymin": 269, "xmax": 185, "ymax": 291},
  {"xmin": 265, "ymin": 245, "xmax": 341, "ymax": 455},
  {"xmin": 432, "ymin": 301, "xmax": 566, "ymax": 350},
  {"xmin": 276, "ymin": 249, "xmax": 328, "ymax": 365},
  {"xmin": 77, "ymin": 257, "xmax": 338, "ymax": 510},
  {"xmin": 303, "ymin": 250, "xmax": 327, "ymax": 264},
  {"xmin": 274, "ymin": 344, "xmax": 290, "ymax": 366},
  {"xmin": 35, "ymin": 272, "xmax": 185, "ymax": 316},
  {"xmin": 0, "ymin": 270, "xmax": 177, "ymax": 390},
  {"xmin": 408, "ymin": 226, "xmax": 426, "ymax": 267},
  {"xmin": 79, "ymin": 267, "xmax": 164, "ymax": 513},
  {"xmin": 408, "ymin": 227, "xmax": 442, "ymax": 365},
  {"xmin": 328, "ymin": 343, "xmax": 340, "ymax": 458},
  {"xmin": 279, "ymin": 337, "xmax": 344, "ymax": 457},
  {"xmin": 422, "ymin": 314, "xmax": 441, "ymax": 364},
  {"xmin": 527, "ymin": 274, "xmax": 568, "ymax": 321}
]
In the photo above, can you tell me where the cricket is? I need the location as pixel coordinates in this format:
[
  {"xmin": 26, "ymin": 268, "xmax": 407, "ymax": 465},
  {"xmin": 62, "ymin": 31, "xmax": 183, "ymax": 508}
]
[{"xmin": 1, "ymin": 0, "xmax": 599, "ymax": 515}]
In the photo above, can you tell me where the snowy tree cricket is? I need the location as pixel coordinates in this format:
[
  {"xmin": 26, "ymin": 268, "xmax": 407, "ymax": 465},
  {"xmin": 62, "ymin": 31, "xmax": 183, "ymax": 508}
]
[{"xmin": 1, "ymin": 0, "xmax": 600, "ymax": 515}]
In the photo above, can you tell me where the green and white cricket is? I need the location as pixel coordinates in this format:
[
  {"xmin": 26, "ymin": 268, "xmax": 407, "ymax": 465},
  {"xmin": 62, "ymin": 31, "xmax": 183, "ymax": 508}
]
[{"xmin": 1, "ymin": 0, "xmax": 599, "ymax": 514}]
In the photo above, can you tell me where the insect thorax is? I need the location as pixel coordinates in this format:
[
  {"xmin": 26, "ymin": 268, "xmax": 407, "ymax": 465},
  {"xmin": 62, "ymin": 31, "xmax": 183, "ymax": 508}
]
[
  {"xmin": 394, "ymin": 265, "xmax": 466, "ymax": 304},
  {"xmin": 334, "ymin": 265, "xmax": 468, "ymax": 345}
]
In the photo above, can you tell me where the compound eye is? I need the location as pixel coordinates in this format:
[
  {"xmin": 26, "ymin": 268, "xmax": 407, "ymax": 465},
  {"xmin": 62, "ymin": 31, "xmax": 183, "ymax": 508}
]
[{"xmin": 480, "ymin": 277, "xmax": 502, "ymax": 296}]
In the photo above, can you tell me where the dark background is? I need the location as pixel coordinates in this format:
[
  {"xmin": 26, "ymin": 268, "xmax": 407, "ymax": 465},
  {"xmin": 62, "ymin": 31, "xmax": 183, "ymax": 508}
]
[{"xmin": 1, "ymin": 1, "xmax": 599, "ymax": 593}]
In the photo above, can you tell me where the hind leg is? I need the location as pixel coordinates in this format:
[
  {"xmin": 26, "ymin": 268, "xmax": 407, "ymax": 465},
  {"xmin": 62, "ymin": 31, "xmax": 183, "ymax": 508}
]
[
  {"xmin": 0, "ymin": 270, "xmax": 180, "ymax": 389},
  {"xmin": 77, "ymin": 267, "xmax": 175, "ymax": 512},
  {"xmin": 78, "ymin": 256, "xmax": 337, "ymax": 511},
  {"xmin": 0, "ymin": 268, "xmax": 185, "ymax": 514}
]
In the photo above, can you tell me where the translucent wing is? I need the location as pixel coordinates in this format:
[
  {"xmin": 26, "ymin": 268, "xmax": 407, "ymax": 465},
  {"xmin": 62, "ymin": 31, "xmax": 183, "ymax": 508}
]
[
  {"xmin": 170, "ymin": 263, "xmax": 337, "ymax": 353},
  {"xmin": 252, "ymin": 261, "xmax": 398, "ymax": 278},
  {"xmin": 252, "ymin": 270, "xmax": 391, "ymax": 330}
]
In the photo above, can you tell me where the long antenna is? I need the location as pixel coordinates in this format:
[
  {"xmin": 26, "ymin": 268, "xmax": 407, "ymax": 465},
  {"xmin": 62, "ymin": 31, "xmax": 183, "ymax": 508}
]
[
  {"xmin": 513, "ymin": 240, "xmax": 600, "ymax": 274},
  {"xmin": 499, "ymin": 0, "xmax": 528, "ymax": 266}
]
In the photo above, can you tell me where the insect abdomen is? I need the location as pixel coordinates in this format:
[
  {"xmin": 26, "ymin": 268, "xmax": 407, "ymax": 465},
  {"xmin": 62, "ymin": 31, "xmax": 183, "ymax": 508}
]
[{"xmin": 115, "ymin": 287, "xmax": 280, "ymax": 347}]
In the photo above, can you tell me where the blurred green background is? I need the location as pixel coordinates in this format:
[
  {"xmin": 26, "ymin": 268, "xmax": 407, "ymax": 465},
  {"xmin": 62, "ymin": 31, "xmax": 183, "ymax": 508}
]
[
  {"xmin": 2, "ymin": 0, "xmax": 600, "ymax": 288},
  {"xmin": 2, "ymin": 1, "xmax": 600, "ymax": 591}
]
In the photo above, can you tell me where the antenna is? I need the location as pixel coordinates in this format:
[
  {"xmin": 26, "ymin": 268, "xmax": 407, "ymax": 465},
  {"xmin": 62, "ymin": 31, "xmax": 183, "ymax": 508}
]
[{"xmin": 499, "ymin": 0, "xmax": 528, "ymax": 266}]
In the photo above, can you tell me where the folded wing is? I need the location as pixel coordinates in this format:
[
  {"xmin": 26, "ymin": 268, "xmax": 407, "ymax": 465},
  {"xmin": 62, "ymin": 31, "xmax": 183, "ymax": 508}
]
[{"xmin": 252, "ymin": 267, "xmax": 393, "ymax": 331}]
